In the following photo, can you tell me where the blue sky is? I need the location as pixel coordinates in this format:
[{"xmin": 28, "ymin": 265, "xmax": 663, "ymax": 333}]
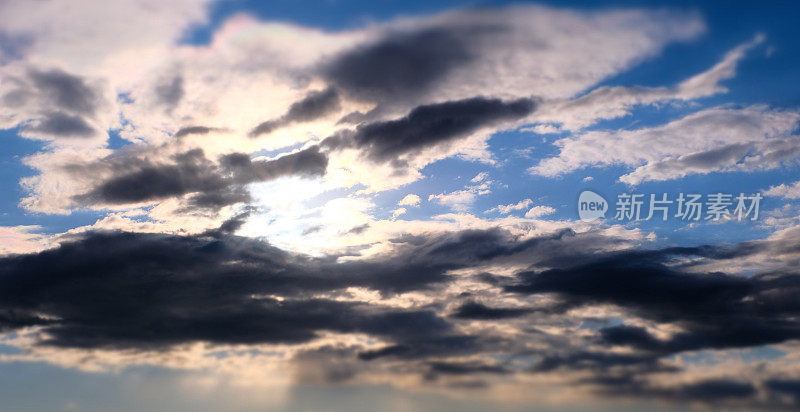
[{"xmin": 2, "ymin": 1, "xmax": 800, "ymax": 411}]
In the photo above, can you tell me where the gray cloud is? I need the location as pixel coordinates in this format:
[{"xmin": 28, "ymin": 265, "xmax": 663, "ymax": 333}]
[
  {"xmin": 74, "ymin": 146, "xmax": 328, "ymax": 209},
  {"xmin": 28, "ymin": 68, "xmax": 102, "ymax": 116},
  {"xmin": 153, "ymin": 75, "xmax": 184, "ymax": 112},
  {"xmin": 508, "ymin": 248, "xmax": 800, "ymax": 354},
  {"xmin": 221, "ymin": 146, "xmax": 328, "ymax": 182},
  {"xmin": 77, "ymin": 149, "xmax": 229, "ymax": 205},
  {"xmin": 0, "ymin": 31, "xmax": 32, "ymax": 64},
  {"xmin": 1, "ymin": 67, "xmax": 107, "ymax": 140},
  {"xmin": 0, "ymin": 228, "xmax": 512, "ymax": 348},
  {"xmin": 250, "ymin": 87, "xmax": 341, "ymax": 137},
  {"xmin": 24, "ymin": 111, "xmax": 96, "ymax": 137},
  {"xmin": 323, "ymin": 96, "xmax": 536, "ymax": 160},
  {"xmin": 450, "ymin": 301, "xmax": 532, "ymax": 320},
  {"xmin": 322, "ymin": 28, "xmax": 477, "ymax": 103},
  {"xmin": 173, "ymin": 126, "xmax": 221, "ymax": 138}
]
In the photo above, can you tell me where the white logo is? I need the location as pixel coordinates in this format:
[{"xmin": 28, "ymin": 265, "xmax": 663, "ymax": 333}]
[{"xmin": 578, "ymin": 190, "xmax": 608, "ymax": 222}]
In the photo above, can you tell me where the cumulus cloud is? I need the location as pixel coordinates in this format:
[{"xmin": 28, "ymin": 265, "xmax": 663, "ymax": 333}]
[
  {"xmin": 429, "ymin": 190, "xmax": 478, "ymax": 211},
  {"xmin": 486, "ymin": 199, "xmax": 533, "ymax": 215},
  {"xmin": 486, "ymin": 201, "xmax": 555, "ymax": 218},
  {"xmin": 524, "ymin": 205, "xmax": 556, "ymax": 218},
  {"xmin": 391, "ymin": 208, "xmax": 407, "ymax": 219},
  {"xmin": 429, "ymin": 178, "xmax": 492, "ymax": 211},
  {"xmin": 398, "ymin": 194, "xmax": 421, "ymax": 207},
  {"xmin": 765, "ymin": 180, "xmax": 800, "ymax": 199},
  {"xmin": 470, "ymin": 172, "xmax": 488, "ymax": 183}
]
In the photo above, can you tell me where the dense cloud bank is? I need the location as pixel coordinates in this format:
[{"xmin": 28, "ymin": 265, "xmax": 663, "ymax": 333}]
[{"xmin": 2, "ymin": 225, "xmax": 800, "ymax": 408}]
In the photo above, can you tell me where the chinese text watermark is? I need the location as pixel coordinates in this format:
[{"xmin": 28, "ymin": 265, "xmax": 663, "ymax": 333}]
[{"xmin": 578, "ymin": 190, "xmax": 761, "ymax": 223}]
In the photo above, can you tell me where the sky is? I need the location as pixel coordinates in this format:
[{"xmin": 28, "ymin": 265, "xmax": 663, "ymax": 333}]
[{"xmin": 1, "ymin": 0, "xmax": 800, "ymax": 411}]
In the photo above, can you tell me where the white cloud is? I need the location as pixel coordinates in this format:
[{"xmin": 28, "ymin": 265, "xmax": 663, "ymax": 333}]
[
  {"xmin": 470, "ymin": 172, "xmax": 489, "ymax": 183},
  {"xmin": 0, "ymin": 0, "xmax": 212, "ymax": 72},
  {"xmin": 532, "ymin": 34, "xmax": 764, "ymax": 131},
  {"xmin": 0, "ymin": 2, "xmax": 723, "ymax": 246},
  {"xmin": 764, "ymin": 181, "xmax": 800, "ymax": 199},
  {"xmin": 429, "ymin": 177, "xmax": 493, "ymax": 211},
  {"xmin": 0, "ymin": 4, "xmax": 710, "ymax": 217},
  {"xmin": 398, "ymin": 194, "xmax": 421, "ymax": 207},
  {"xmin": 524, "ymin": 205, "xmax": 556, "ymax": 218},
  {"xmin": 0, "ymin": 226, "xmax": 51, "ymax": 255},
  {"xmin": 428, "ymin": 190, "xmax": 477, "ymax": 212},
  {"xmin": 486, "ymin": 199, "xmax": 533, "ymax": 214},
  {"xmin": 531, "ymin": 105, "xmax": 800, "ymax": 184},
  {"xmin": 391, "ymin": 208, "xmax": 407, "ymax": 219},
  {"xmin": 521, "ymin": 124, "xmax": 562, "ymax": 134}
]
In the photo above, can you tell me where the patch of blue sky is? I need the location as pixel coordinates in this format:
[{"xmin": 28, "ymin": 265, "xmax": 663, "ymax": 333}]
[{"xmin": 0, "ymin": 129, "xmax": 106, "ymax": 234}]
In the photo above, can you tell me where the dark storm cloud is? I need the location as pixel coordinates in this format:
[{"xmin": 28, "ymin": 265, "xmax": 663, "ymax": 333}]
[
  {"xmin": 543, "ymin": 353, "xmax": 760, "ymax": 406},
  {"xmin": 0, "ymin": 221, "xmax": 799, "ymax": 411},
  {"xmin": 25, "ymin": 112, "xmax": 95, "ymax": 137},
  {"xmin": 0, "ymin": 227, "xmax": 603, "ymax": 349},
  {"xmin": 28, "ymin": 68, "xmax": 102, "ymax": 115},
  {"xmin": 249, "ymin": 87, "xmax": 341, "ymax": 137},
  {"xmin": 75, "ymin": 146, "xmax": 328, "ymax": 208},
  {"xmin": 323, "ymin": 96, "xmax": 536, "ymax": 160},
  {"xmin": 670, "ymin": 379, "xmax": 757, "ymax": 401},
  {"xmin": 5, "ymin": 224, "xmax": 792, "ymax": 356},
  {"xmin": 0, "ymin": 308, "xmax": 52, "ymax": 332},
  {"xmin": 765, "ymin": 379, "xmax": 800, "ymax": 406},
  {"xmin": 508, "ymin": 248, "xmax": 800, "ymax": 353},
  {"xmin": 1, "ymin": 223, "xmax": 799, "ymax": 407},
  {"xmin": 221, "ymin": 145, "xmax": 329, "ymax": 182},
  {"xmin": 283, "ymin": 87, "xmax": 341, "ymax": 122},
  {"xmin": 356, "ymin": 335, "xmax": 485, "ymax": 361},
  {"xmin": 451, "ymin": 301, "xmax": 531, "ymax": 320},
  {"xmin": 427, "ymin": 360, "xmax": 510, "ymax": 376},
  {"xmin": 598, "ymin": 325, "xmax": 662, "ymax": 349},
  {"xmin": 78, "ymin": 149, "xmax": 229, "ymax": 205},
  {"xmin": 0, "ymin": 229, "xmax": 469, "ymax": 348},
  {"xmin": 530, "ymin": 351, "xmax": 669, "ymax": 374},
  {"xmin": 322, "ymin": 28, "xmax": 476, "ymax": 102},
  {"xmin": 183, "ymin": 186, "xmax": 252, "ymax": 210},
  {"xmin": 603, "ymin": 379, "xmax": 757, "ymax": 403}
]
